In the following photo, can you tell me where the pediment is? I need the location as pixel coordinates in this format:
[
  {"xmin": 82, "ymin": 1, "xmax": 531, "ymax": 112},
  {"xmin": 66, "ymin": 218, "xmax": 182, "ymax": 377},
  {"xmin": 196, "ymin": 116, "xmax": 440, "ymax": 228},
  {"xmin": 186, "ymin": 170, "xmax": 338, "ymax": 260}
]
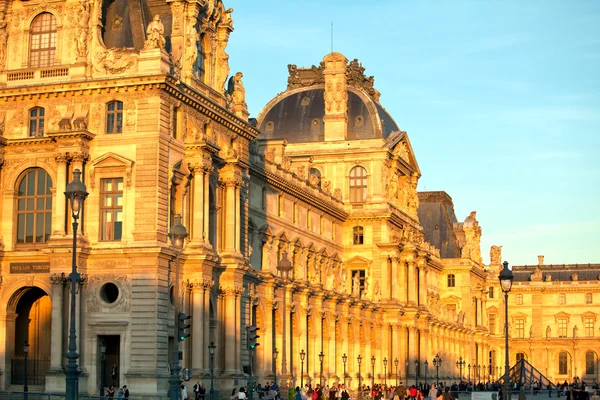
[
  {"xmin": 554, "ymin": 311, "xmax": 571, "ymax": 322},
  {"xmin": 511, "ymin": 312, "xmax": 529, "ymax": 321},
  {"xmin": 90, "ymin": 152, "xmax": 134, "ymax": 169},
  {"xmin": 344, "ymin": 255, "xmax": 371, "ymax": 266},
  {"xmin": 278, "ymin": 232, "xmax": 291, "ymax": 244},
  {"xmin": 581, "ymin": 311, "xmax": 596, "ymax": 321},
  {"xmin": 487, "ymin": 305, "xmax": 499, "ymax": 313},
  {"xmin": 441, "ymin": 294, "xmax": 461, "ymax": 302},
  {"xmin": 385, "ymin": 131, "xmax": 421, "ymax": 176}
]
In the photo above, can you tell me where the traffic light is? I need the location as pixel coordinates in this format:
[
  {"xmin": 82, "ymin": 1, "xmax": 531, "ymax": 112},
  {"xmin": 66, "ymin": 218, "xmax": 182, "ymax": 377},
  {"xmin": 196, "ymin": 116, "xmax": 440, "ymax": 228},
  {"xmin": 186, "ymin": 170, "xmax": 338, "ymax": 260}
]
[
  {"xmin": 247, "ymin": 325, "xmax": 260, "ymax": 350},
  {"xmin": 178, "ymin": 312, "xmax": 191, "ymax": 342}
]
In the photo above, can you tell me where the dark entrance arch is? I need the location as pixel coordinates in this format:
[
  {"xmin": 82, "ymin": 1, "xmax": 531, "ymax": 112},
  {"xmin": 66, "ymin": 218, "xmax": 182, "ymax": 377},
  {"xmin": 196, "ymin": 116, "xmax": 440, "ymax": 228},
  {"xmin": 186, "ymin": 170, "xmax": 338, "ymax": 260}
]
[{"xmin": 9, "ymin": 286, "xmax": 52, "ymax": 386}]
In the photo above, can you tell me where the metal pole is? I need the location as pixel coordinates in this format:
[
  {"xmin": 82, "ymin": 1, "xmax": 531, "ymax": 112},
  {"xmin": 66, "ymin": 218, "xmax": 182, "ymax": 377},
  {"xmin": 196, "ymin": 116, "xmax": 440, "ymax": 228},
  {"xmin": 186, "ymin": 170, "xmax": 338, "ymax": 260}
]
[
  {"xmin": 301, "ymin": 358, "xmax": 304, "ymax": 389},
  {"xmin": 100, "ymin": 350, "xmax": 105, "ymax": 398},
  {"xmin": 504, "ymin": 292, "xmax": 510, "ymax": 400},
  {"xmin": 358, "ymin": 360, "xmax": 362, "ymax": 400},
  {"xmin": 282, "ymin": 284, "xmax": 288, "ymax": 377},
  {"xmin": 66, "ymin": 216, "xmax": 80, "ymax": 400},
  {"xmin": 436, "ymin": 366, "xmax": 439, "ymax": 388},
  {"xmin": 209, "ymin": 343, "xmax": 215, "ymax": 400},
  {"xmin": 170, "ymin": 255, "xmax": 182, "ymax": 400},
  {"xmin": 24, "ymin": 342, "xmax": 29, "ymax": 400}
]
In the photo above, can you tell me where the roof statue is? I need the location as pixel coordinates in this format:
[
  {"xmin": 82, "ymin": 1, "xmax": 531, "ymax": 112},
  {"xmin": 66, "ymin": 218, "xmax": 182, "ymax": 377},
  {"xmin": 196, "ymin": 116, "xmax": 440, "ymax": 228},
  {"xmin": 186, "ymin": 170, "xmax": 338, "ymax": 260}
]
[
  {"xmin": 490, "ymin": 245, "xmax": 502, "ymax": 265},
  {"xmin": 144, "ymin": 15, "xmax": 166, "ymax": 50}
]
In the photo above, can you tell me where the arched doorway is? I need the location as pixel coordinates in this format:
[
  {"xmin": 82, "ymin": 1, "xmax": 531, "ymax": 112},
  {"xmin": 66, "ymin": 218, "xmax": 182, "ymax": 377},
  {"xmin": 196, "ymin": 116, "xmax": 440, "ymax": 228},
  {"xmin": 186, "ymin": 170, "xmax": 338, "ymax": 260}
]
[{"xmin": 9, "ymin": 286, "xmax": 52, "ymax": 386}]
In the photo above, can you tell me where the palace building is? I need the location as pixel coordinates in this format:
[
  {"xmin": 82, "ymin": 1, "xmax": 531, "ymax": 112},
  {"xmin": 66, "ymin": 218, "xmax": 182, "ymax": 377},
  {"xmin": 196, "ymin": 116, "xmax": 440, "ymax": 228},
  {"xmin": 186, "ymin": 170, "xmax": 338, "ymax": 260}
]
[{"xmin": 0, "ymin": 0, "xmax": 597, "ymax": 396}]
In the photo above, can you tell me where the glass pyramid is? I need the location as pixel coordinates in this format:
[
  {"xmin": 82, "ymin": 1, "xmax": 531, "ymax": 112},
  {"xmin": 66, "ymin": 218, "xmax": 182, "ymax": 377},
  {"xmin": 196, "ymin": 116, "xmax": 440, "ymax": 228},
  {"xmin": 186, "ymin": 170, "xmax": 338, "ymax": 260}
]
[{"xmin": 497, "ymin": 358, "xmax": 556, "ymax": 389}]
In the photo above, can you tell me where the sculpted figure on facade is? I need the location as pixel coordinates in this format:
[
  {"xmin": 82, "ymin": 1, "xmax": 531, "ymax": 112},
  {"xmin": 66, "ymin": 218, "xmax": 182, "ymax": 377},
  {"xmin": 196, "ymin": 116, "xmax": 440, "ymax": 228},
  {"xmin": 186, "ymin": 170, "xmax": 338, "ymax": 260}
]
[
  {"xmin": 76, "ymin": 0, "xmax": 91, "ymax": 58},
  {"xmin": 362, "ymin": 271, "xmax": 370, "ymax": 299},
  {"xmin": 546, "ymin": 325, "xmax": 551, "ymax": 338},
  {"xmin": 0, "ymin": 12, "xmax": 6, "ymax": 69},
  {"xmin": 227, "ymin": 72, "xmax": 246, "ymax": 106},
  {"xmin": 490, "ymin": 245, "xmax": 502, "ymax": 265},
  {"xmin": 373, "ymin": 281, "xmax": 381, "ymax": 302},
  {"xmin": 340, "ymin": 270, "xmax": 347, "ymax": 294},
  {"xmin": 573, "ymin": 325, "xmax": 578, "ymax": 338},
  {"xmin": 333, "ymin": 81, "xmax": 346, "ymax": 113},
  {"xmin": 324, "ymin": 83, "xmax": 334, "ymax": 112},
  {"xmin": 144, "ymin": 15, "xmax": 166, "ymax": 50},
  {"xmin": 185, "ymin": 21, "xmax": 200, "ymax": 79},
  {"xmin": 325, "ymin": 262, "xmax": 335, "ymax": 290},
  {"xmin": 407, "ymin": 176, "xmax": 419, "ymax": 218},
  {"xmin": 352, "ymin": 272, "xmax": 360, "ymax": 297}
]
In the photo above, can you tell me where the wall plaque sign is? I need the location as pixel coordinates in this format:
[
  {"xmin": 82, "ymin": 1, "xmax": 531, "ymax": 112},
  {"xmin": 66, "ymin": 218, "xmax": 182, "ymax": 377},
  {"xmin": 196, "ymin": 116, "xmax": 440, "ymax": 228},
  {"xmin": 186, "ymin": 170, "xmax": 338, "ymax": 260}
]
[{"xmin": 10, "ymin": 263, "xmax": 50, "ymax": 274}]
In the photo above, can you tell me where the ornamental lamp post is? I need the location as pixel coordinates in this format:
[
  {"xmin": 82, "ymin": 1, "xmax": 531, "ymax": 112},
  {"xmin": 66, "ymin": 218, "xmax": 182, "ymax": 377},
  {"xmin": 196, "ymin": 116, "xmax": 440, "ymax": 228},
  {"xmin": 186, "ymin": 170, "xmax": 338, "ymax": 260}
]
[
  {"xmin": 424, "ymin": 361, "xmax": 428, "ymax": 387},
  {"xmin": 65, "ymin": 169, "xmax": 88, "ymax": 400},
  {"xmin": 371, "ymin": 356, "xmax": 376, "ymax": 398},
  {"xmin": 277, "ymin": 250, "xmax": 293, "ymax": 387},
  {"xmin": 433, "ymin": 354, "xmax": 442, "ymax": 388},
  {"xmin": 209, "ymin": 342, "xmax": 216, "ymax": 400},
  {"xmin": 273, "ymin": 349, "xmax": 279, "ymax": 387},
  {"xmin": 456, "ymin": 357, "xmax": 465, "ymax": 382},
  {"xmin": 342, "ymin": 353, "xmax": 348, "ymax": 386},
  {"xmin": 499, "ymin": 261, "xmax": 514, "ymax": 400},
  {"xmin": 357, "ymin": 355, "xmax": 363, "ymax": 400},
  {"xmin": 383, "ymin": 358, "xmax": 388, "ymax": 386},
  {"xmin": 319, "ymin": 352, "xmax": 325, "ymax": 388},
  {"xmin": 300, "ymin": 350, "xmax": 306, "ymax": 389},
  {"xmin": 414, "ymin": 360, "xmax": 419, "ymax": 388},
  {"xmin": 23, "ymin": 341, "xmax": 29, "ymax": 400},
  {"xmin": 100, "ymin": 342, "xmax": 107, "ymax": 398},
  {"xmin": 394, "ymin": 359, "xmax": 399, "ymax": 387},
  {"xmin": 168, "ymin": 214, "xmax": 188, "ymax": 400}
]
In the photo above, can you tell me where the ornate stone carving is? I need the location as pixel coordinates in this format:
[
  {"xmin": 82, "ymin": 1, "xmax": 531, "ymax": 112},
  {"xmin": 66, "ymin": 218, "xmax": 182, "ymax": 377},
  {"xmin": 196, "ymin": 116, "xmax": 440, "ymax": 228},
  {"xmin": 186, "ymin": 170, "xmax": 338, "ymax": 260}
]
[
  {"xmin": 531, "ymin": 267, "xmax": 543, "ymax": 282},
  {"xmin": 95, "ymin": 48, "xmax": 137, "ymax": 74},
  {"xmin": 49, "ymin": 273, "xmax": 67, "ymax": 285},
  {"xmin": 86, "ymin": 275, "xmax": 131, "ymax": 313},
  {"xmin": 286, "ymin": 62, "xmax": 324, "ymax": 90},
  {"xmin": 490, "ymin": 245, "xmax": 502, "ymax": 265},
  {"xmin": 75, "ymin": 0, "xmax": 91, "ymax": 59},
  {"xmin": 0, "ymin": 12, "xmax": 7, "ymax": 70},
  {"xmin": 144, "ymin": 15, "xmax": 166, "ymax": 50},
  {"xmin": 226, "ymin": 72, "xmax": 246, "ymax": 108},
  {"xmin": 345, "ymin": 58, "xmax": 379, "ymax": 101},
  {"xmin": 185, "ymin": 20, "xmax": 200, "ymax": 80}
]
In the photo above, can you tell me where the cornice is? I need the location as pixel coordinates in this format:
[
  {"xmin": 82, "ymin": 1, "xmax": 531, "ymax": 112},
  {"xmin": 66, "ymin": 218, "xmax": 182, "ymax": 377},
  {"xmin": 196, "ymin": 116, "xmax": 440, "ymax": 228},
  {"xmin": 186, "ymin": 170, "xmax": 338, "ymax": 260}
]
[{"xmin": 250, "ymin": 164, "xmax": 348, "ymax": 222}]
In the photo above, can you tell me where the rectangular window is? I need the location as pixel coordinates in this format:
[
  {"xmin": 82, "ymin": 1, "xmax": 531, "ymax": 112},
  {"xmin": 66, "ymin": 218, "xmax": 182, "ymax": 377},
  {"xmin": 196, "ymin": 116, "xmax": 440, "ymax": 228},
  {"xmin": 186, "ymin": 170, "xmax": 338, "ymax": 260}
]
[
  {"xmin": 559, "ymin": 293, "xmax": 566, "ymax": 305},
  {"xmin": 488, "ymin": 314, "xmax": 496, "ymax": 334},
  {"xmin": 488, "ymin": 286, "xmax": 494, "ymax": 298},
  {"xmin": 351, "ymin": 270, "xmax": 366, "ymax": 296},
  {"xmin": 100, "ymin": 178, "xmax": 123, "ymax": 241},
  {"xmin": 585, "ymin": 293, "xmax": 592, "ymax": 304},
  {"xmin": 558, "ymin": 318, "xmax": 568, "ymax": 338},
  {"xmin": 559, "ymin": 353, "xmax": 568, "ymax": 375},
  {"xmin": 516, "ymin": 319, "xmax": 525, "ymax": 338},
  {"xmin": 516, "ymin": 294, "xmax": 523, "ymax": 305},
  {"xmin": 447, "ymin": 274, "xmax": 455, "ymax": 288},
  {"xmin": 353, "ymin": 226, "xmax": 364, "ymax": 245},
  {"xmin": 585, "ymin": 318, "xmax": 594, "ymax": 337},
  {"xmin": 106, "ymin": 101, "xmax": 124, "ymax": 134}
]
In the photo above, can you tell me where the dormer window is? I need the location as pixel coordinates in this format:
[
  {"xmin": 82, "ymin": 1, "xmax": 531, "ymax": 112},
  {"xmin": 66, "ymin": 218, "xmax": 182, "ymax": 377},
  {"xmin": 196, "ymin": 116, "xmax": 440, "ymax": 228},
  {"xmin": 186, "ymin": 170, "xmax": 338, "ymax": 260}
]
[{"xmin": 29, "ymin": 13, "xmax": 57, "ymax": 68}]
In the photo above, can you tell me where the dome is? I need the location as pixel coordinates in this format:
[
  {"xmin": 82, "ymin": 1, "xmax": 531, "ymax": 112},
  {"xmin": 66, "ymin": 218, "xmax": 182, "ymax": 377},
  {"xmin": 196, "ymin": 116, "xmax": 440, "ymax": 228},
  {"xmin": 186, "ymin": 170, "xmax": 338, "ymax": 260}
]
[{"xmin": 257, "ymin": 56, "xmax": 400, "ymax": 143}]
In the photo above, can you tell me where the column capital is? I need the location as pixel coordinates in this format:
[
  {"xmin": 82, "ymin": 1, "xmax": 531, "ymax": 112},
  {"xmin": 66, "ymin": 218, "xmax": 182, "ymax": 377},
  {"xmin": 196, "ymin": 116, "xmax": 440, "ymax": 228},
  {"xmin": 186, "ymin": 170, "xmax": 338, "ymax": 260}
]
[{"xmin": 49, "ymin": 272, "xmax": 67, "ymax": 285}]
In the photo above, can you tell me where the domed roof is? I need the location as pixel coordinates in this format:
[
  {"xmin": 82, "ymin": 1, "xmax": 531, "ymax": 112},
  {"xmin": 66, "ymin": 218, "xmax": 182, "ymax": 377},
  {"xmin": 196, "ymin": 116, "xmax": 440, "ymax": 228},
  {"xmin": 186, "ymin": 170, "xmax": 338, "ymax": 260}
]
[{"xmin": 257, "ymin": 56, "xmax": 400, "ymax": 143}]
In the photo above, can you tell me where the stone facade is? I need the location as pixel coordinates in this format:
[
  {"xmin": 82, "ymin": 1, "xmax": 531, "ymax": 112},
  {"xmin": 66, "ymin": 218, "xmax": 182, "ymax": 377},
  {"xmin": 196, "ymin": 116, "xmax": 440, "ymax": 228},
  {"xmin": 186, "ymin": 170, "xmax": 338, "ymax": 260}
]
[{"xmin": 0, "ymin": 0, "xmax": 598, "ymax": 397}]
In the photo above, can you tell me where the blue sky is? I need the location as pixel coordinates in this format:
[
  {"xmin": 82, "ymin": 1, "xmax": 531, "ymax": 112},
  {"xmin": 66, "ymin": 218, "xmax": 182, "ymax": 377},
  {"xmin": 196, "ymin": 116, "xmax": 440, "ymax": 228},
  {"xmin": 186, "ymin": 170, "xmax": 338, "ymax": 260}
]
[{"xmin": 226, "ymin": 0, "xmax": 600, "ymax": 266}]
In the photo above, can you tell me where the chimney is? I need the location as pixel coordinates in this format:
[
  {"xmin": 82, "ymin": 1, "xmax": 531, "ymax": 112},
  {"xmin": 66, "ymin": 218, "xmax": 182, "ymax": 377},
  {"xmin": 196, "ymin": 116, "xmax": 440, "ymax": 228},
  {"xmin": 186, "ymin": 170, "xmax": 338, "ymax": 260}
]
[
  {"xmin": 538, "ymin": 255, "xmax": 544, "ymax": 265},
  {"xmin": 322, "ymin": 52, "xmax": 348, "ymax": 141}
]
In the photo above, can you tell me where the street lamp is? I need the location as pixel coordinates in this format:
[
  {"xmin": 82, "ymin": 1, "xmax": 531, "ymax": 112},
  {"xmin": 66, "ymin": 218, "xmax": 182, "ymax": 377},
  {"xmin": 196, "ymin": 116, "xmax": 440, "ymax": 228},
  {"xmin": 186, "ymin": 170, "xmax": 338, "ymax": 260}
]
[
  {"xmin": 100, "ymin": 341, "xmax": 107, "ymax": 398},
  {"xmin": 23, "ymin": 341, "xmax": 29, "ymax": 400},
  {"xmin": 273, "ymin": 349, "xmax": 279, "ymax": 387},
  {"xmin": 499, "ymin": 261, "xmax": 514, "ymax": 400},
  {"xmin": 342, "ymin": 353, "xmax": 348, "ymax": 386},
  {"xmin": 65, "ymin": 168, "xmax": 88, "ymax": 400},
  {"xmin": 405, "ymin": 360, "xmax": 409, "ymax": 385},
  {"xmin": 424, "ymin": 361, "xmax": 428, "ymax": 387},
  {"xmin": 357, "ymin": 355, "xmax": 363, "ymax": 400},
  {"xmin": 468, "ymin": 364, "xmax": 471, "ymax": 385},
  {"xmin": 209, "ymin": 342, "xmax": 216, "ymax": 400},
  {"xmin": 168, "ymin": 214, "xmax": 188, "ymax": 400},
  {"xmin": 300, "ymin": 350, "xmax": 306, "ymax": 389},
  {"xmin": 277, "ymin": 250, "xmax": 293, "ymax": 386},
  {"xmin": 456, "ymin": 357, "xmax": 465, "ymax": 382},
  {"xmin": 394, "ymin": 359, "xmax": 399, "ymax": 387},
  {"xmin": 414, "ymin": 360, "xmax": 419, "ymax": 388},
  {"xmin": 383, "ymin": 358, "xmax": 388, "ymax": 386},
  {"xmin": 433, "ymin": 354, "xmax": 442, "ymax": 388},
  {"xmin": 319, "ymin": 352, "xmax": 325, "ymax": 387},
  {"xmin": 370, "ymin": 356, "xmax": 376, "ymax": 398}
]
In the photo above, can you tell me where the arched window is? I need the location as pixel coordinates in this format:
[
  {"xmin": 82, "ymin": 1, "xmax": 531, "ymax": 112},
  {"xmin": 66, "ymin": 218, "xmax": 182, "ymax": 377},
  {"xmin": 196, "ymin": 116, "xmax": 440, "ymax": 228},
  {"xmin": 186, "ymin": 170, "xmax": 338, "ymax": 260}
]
[
  {"xmin": 558, "ymin": 352, "xmax": 568, "ymax": 375},
  {"xmin": 29, "ymin": 13, "xmax": 57, "ymax": 68},
  {"xmin": 353, "ymin": 226, "xmax": 364, "ymax": 245},
  {"xmin": 349, "ymin": 166, "xmax": 367, "ymax": 203},
  {"xmin": 586, "ymin": 351, "xmax": 596, "ymax": 375},
  {"xmin": 16, "ymin": 168, "xmax": 53, "ymax": 245},
  {"xmin": 106, "ymin": 101, "xmax": 124, "ymax": 134},
  {"xmin": 29, "ymin": 107, "xmax": 45, "ymax": 137}
]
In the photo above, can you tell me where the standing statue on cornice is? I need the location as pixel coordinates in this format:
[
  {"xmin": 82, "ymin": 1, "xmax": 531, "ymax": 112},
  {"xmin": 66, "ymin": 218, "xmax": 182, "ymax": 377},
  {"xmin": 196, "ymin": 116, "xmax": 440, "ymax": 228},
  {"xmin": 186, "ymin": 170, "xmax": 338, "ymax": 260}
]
[
  {"xmin": 144, "ymin": 15, "xmax": 166, "ymax": 50},
  {"xmin": 352, "ymin": 273, "xmax": 360, "ymax": 297},
  {"xmin": 185, "ymin": 21, "xmax": 200, "ymax": 78},
  {"xmin": 361, "ymin": 272, "xmax": 370, "ymax": 299},
  {"xmin": 490, "ymin": 245, "xmax": 502, "ymax": 265},
  {"xmin": 0, "ymin": 12, "xmax": 7, "ymax": 69},
  {"xmin": 227, "ymin": 72, "xmax": 246, "ymax": 106},
  {"xmin": 76, "ymin": 0, "xmax": 91, "ymax": 58}
]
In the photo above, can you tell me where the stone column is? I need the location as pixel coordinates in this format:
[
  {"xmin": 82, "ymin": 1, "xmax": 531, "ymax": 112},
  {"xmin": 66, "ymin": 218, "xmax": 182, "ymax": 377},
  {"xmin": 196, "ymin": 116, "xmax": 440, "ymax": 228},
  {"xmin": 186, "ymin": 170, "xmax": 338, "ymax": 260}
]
[
  {"xmin": 391, "ymin": 325, "xmax": 400, "ymax": 382},
  {"xmin": 52, "ymin": 154, "xmax": 69, "ymax": 236},
  {"xmin": 191, "ymin": 281, "xmax": 205, "ymax": 373},
  {"xmin": 221, "ymin": 286, "xmax": 238, "ymax": 374},
  {"xmin": 418, "ymin": 266, "xmax": 427, "ymax": 307},
  {"xmin": 219, "ymin": 163, "xmax": 242, "ymax": 254},
  {"xmin": 189, "ymin": 162, "xmax": 206, "ymax": 245},
  {"xmin": 400, "ymin": 326, "xmax": 408, "ymax": 378},
  {"xmin": 399, "ymin": 261, "xmax": 407, "ymax": 304},
  {"xmin": 391, "ymin": 257, "xmax": 399, "ymax": 300},
  {"xmin": 408, "ymin": 327, "xmax": 416, "ymax": 380},
  {"xmin": 407, "ymin": 262, "xmax": 416, "ymax": 305},
  {"xmin": 49, "ymin": 273, "xmax": 65, "ymax": 370}
]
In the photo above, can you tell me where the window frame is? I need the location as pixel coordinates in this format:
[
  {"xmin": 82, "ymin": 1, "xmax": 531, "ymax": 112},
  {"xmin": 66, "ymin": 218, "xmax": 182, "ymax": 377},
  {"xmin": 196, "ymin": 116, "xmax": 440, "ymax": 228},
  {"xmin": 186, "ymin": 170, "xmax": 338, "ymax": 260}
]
[
  {"xmin": 29, "ymin": 12, "xmax": 57, "ymax": 68},
  {"xmin": 349, "ymin": 166, "xmax": 368, "ymax": 203},
  {"xmin": 353, "ymin": 226, "xmax": 364, "ymax": 245},
  {"xmin": 515, "ymin": 318, "xmax": 525, "ymax": 338},
  {"xmin": 99, "ymin": 178, "xmax": 124, "ymax": 241},
  {"xmin": 350, "ymin": 269, "xmax": 366, "ymax": 296},
  {"xmin": 584, "ymin": 317, "xmax": 594, "ymax": 338},
  {"xmin": 447, "ymin": 274, "xmax": 455, "ymax": 288},
  {"xmin": 15, "ymin": 168, "xmax": 53, "ymax": 248},
  {"xmin": 585, "ymin": 293, "xmax": 592, "ymax": 304},
  {"xmin": 516, "ymin": 294, "xmax": 523, "ymax": 305},
  {"xmin": 585, "ymin": 352, "xmax": 595, "ymax": 375},
  {"xmin": 29, "ymin": 107, "xmax": 45, "ymax": 137},
  {"xmin": 488, "ymin": 313, "xmax": 496, "ymax": 334},
  {"xmin": 488, "ymin": 286, "xmax": 494, "ymax": 298},
  {"xmin": 558, "ymin": 318, "xmax": 568, "ymax": 338},
  {"xmin": 559, "ymin": 293, "xmax": 566, "ymax": 305},
  {"xmin": 558, "ymin": 352, "xmax": 568, "ymax": 375},
  {"xmin": 106, "ymin": 101, "xmax": 124, "ymax": 134}
]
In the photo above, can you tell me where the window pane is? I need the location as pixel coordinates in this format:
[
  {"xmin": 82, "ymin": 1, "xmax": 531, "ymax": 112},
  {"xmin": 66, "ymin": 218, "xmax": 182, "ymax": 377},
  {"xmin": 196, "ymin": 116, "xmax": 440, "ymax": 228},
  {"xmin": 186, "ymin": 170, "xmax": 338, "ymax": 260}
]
[
  {"xmin": 17, "ymin": 214, "xmax": 25, "ymax": 243},
  {"xmin": 27, "ymin": 172, "xmax": 35, "ymax": 194},
  {"xmin": 36, "ymin": 213, "xmax": 44, "ymax": 242},
  {"xmin": 45, "ymin": 212, "xmax": 52, "ymax": 241},
  {"xmin": 26, "ymin": 213, "xmax": 34, "ymax": 242}
]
